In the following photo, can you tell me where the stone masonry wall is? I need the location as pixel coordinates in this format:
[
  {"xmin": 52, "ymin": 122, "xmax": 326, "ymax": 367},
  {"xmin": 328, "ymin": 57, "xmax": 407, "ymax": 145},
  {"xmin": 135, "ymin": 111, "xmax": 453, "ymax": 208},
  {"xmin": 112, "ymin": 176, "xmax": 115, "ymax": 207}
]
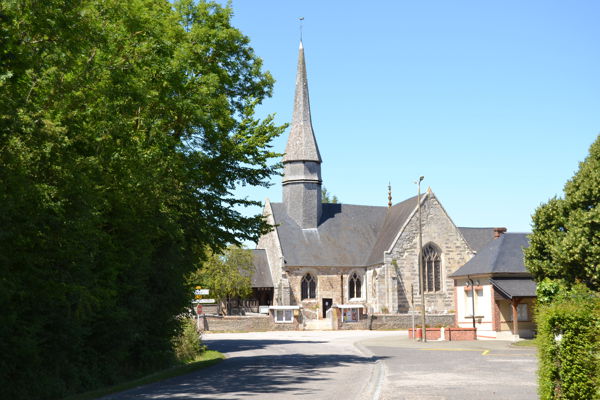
[
  {"xmin": 286, "ymin": 266, "xmax": 368, "ymax": 319},
  {"xmin": 204, "ymin": 315, "xmax": 300, "ymax": 332},
  {"xmin": 370, "ymin": 314, "xmax": 455, "ymax": 330},
  {"xmin": 385, "ymin": 193, "xmax": 474, "ymax": 314},
  {"xmin": 203, "ymin": 313, "xmax": 455, "ymax": 332}
]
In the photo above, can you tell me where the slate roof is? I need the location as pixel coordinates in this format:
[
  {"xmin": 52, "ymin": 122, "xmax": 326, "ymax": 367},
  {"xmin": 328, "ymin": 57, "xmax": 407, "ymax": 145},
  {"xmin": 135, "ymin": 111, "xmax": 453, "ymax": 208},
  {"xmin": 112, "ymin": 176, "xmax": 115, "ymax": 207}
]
[
  {"xmin": 283, "ymin": 41, "xmax": 321, "ymax": 163},
  {"xmin": 458, "ymin": 227, "xmax": 496, "ymax": 253},
  {"xmin": 251, "ymin": 249, "xmax": 273, "ymax": 288},
  {"xmin": 365, "ymin": 196, "xmax": 419, "ymax": 266},
  {"xmin": 450, "ymin": 233, "xmax": 530, "ymax": 277},
  {"xmin": 271, "ymin": 202, "xmax": 388, "ymax": 267},
  {"xmin": 268, "ymin": 195, "xmax": 502, "ymax": 268},
  {"xmin": 490, "ymin": 278, "xmax": 537, "ymax": 298}
]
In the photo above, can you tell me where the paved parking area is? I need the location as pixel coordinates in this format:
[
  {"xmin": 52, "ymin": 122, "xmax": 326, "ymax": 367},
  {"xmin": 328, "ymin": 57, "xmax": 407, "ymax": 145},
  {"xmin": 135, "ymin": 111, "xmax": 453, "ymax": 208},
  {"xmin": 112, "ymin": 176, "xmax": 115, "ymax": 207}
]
[{"xmin": 359, "ymin": 334, "xmax": 538, "ymax": 400}]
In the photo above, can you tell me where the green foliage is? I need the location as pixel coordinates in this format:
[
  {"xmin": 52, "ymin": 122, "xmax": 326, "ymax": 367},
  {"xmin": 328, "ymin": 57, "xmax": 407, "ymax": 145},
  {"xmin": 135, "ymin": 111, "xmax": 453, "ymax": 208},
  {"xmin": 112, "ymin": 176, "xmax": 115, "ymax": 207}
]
[
  {"xmin": 188, "ymin": 246, "xmax": 254, "ymax": 313},
  {"xmin": 172, "ymin": 318, "xmax": 206, "ymax": 363},
  {"xmin": 536, "ymin": 278, "xmax": 569, "ymax": 305},
  {"xmin": 524, "ymin": 135, "xmax": 600, "ymax": 292},
  {"xmin": 0, "ymin": 1, "xmax": 283, "ymax": 399},
  {"xmin": 536, "ymin": 285, "xmax": 600, "ymax": 400},
  {"xmin": 321, "ymin": 186, "xmax": 339, "ymax": 204}
]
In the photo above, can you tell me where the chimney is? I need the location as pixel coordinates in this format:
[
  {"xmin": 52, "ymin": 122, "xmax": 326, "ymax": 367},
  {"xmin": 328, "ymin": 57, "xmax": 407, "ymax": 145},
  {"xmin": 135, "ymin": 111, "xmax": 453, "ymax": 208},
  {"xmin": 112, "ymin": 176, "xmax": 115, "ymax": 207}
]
[{"xmin": 493, "ymin": 227, "xmax": 507, "ymax": 239}]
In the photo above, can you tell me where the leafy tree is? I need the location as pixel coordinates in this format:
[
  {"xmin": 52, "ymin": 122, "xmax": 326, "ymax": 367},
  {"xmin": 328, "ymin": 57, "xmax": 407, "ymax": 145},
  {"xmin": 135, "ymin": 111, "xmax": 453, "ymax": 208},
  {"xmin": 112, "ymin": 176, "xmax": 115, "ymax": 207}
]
[
  {"xmin": 322, "ymin": 186, "xmax": 339, "ymax": 203},
  {"xmin": 525, "ymin": 135, "xmax": 600, "ymax": 292},
  {"xmin": 0, "ymin": 1, "xmax": 283, "ymax": 399},
  {"xmin": 188, "ymin": 246, "xmax": 254, "ymax": 315}
]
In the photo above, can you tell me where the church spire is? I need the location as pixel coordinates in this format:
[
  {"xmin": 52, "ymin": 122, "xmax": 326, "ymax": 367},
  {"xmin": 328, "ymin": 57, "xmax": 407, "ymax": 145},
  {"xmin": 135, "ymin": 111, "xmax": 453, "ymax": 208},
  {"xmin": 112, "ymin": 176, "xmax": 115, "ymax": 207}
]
[
  {"xmin": 282, "ymin": 41, "xmax": 322, "ymax": 229},
  {"xmin": 283, "ymin": 41, "xmax": 321, "ymax": 163}
]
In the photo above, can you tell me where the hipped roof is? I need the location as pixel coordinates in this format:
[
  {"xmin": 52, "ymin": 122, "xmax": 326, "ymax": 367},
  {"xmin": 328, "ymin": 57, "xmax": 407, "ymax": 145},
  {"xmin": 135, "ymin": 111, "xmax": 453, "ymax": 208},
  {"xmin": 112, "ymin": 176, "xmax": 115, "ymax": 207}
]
[{"xmin": 451, "ymin": 233, "xmax": 530, "ymax": 277}]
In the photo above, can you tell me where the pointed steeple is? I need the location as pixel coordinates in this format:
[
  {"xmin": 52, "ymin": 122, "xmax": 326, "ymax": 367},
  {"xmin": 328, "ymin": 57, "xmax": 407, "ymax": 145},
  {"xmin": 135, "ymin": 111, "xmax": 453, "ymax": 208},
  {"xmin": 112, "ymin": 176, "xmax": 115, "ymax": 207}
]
[
  {"xmin": 282, "ymin": 41, "xmax": 323, "ymax": 229},
  {"xmin": 283, "ymin": 41, "xmax": 321, "ymax": 163}
]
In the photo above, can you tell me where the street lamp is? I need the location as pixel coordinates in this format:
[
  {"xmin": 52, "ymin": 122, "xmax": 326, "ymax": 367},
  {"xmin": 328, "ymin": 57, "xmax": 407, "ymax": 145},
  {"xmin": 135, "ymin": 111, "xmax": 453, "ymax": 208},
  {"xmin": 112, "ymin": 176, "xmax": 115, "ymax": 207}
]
[{"xmin": 416, "ymin": 176, "xmax": 426, "ymax": 342}]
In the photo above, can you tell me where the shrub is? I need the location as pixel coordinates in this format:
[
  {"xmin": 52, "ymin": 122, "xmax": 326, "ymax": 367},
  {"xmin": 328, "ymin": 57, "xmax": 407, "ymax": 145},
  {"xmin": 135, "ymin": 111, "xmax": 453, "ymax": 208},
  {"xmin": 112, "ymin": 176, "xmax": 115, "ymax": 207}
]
[
  {"xmin": 536, "ymin": 285, "xmax": 600, "ymax": 399},
  {"xmin": 172, "ymin": 318, "xmax": 206, "ymax": 363}
]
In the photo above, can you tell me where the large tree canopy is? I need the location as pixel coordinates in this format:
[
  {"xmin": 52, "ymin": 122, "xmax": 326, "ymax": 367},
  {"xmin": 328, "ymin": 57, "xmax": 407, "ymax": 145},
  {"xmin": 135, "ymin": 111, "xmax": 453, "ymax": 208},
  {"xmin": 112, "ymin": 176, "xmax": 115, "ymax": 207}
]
[
  {"xmin": 524, "ymin": 135, "xmax": 600, "ymax": 292},
  {"xmin": 0, "ymin": 1, "xmax": 284, "ymax": 398}
]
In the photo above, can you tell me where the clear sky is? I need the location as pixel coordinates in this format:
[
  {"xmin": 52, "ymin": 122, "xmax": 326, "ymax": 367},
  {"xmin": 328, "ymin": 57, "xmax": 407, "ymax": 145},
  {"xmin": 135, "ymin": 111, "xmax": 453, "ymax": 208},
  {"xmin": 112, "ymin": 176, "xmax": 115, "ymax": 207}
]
[{"xmin": 225, "ymin": 0, "xmax": 599, "ymax": 240}]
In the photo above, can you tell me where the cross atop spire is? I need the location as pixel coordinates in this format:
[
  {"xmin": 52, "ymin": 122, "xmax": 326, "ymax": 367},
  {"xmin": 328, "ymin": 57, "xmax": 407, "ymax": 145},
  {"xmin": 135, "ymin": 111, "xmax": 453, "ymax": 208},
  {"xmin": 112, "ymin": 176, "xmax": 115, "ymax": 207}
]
[{"xmin": 283, "ymin": 42, "xmax": 321, "ymax": 163}]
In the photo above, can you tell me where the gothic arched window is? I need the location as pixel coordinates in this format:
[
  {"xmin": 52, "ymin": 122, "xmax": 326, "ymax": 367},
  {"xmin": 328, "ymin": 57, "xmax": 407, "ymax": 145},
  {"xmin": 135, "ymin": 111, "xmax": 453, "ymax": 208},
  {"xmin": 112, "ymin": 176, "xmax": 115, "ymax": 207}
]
[
  {"xmin": 371, "ymin": 270, "xmax": 378, "ymax": 298},
  {"xmin": 422, "ymin": 244, "xmax": 442, "ymax": 292},
  {"xmin": 301, "ymin": 274, "xmax": 316, "ymax": 300},
  {"xmin": 349, "ymin": 272, "xmax": 362, "ymax": 299}
]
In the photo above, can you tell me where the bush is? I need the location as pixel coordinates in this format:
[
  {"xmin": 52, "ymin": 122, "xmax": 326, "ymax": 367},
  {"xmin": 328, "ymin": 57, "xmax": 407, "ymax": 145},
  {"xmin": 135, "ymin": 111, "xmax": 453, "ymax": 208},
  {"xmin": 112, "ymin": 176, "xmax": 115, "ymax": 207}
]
[
  {"xmin": 172, "ymin": 318, "xmax": 206, "ymax": 363},
  {"xmin": 536, "ymin": 285, "xmax": 600, "ymax": 399}
]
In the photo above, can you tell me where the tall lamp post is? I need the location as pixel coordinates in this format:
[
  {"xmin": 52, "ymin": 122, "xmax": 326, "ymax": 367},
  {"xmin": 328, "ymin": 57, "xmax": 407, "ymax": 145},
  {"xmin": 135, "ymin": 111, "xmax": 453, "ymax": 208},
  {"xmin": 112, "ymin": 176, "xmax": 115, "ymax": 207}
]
[{"xmin": 416, "ymin": 176, "xmax": 426, "ymax": 342}]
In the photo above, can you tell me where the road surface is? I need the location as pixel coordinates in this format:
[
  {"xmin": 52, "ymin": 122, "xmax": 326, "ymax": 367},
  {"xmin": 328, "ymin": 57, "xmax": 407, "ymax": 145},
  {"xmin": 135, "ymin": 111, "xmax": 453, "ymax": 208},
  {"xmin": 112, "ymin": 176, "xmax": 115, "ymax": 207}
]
[
  {"xmin": 102, "ymin": 330, "xmax": 397, "ymax": 400},
  {"xmin": 102, "ymin": 331, "xmax": 537, "ymax": 400},
  {"xmin": 360, "ymin": 334, "xmax": 538, "ymax": 400}
]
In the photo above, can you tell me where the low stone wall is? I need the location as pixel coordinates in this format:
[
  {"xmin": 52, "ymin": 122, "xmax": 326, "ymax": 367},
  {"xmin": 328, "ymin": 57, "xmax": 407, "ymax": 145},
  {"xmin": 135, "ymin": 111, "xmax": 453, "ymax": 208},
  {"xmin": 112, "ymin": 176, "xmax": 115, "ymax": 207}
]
[
  {"xmin": 369, "ymin": 314, "xmax": 455, "ymax": 330},
  {"xmin": 203, "ymin": 315, "xmax": 300, "ymax": 332},
  {"xmin": 202, "ymin": 313, "xmax": 456, "ymax": 332},
  {"xmin": 337, "ymin": 320, "xmax": 369, "ymax": 330},
  {"xmin": 408, "ymin": 327, "xmax": 476, "ymax": 341}
]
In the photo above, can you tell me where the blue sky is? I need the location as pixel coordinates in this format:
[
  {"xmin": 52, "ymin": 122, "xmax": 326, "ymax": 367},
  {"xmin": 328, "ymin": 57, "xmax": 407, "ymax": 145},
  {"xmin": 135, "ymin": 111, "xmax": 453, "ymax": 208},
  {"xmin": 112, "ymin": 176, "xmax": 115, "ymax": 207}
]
[{"xmin": 226, "ymin": 1, "xmax": 599, "ymax": 239}]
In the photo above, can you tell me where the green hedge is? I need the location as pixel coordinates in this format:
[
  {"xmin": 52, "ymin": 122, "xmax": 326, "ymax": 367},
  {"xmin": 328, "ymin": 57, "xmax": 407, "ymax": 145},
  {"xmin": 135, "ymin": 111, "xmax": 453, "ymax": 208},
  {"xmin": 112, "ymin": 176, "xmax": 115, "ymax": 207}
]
[{"xmin": 536, "ymin": 286, "xmax": 600, "ymax": 400}]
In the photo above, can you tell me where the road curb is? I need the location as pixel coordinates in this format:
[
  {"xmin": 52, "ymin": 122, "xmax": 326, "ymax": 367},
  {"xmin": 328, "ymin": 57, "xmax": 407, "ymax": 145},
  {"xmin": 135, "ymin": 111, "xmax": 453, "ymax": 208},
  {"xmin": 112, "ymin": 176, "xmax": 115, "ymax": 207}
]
[{"xmin": 354, "ymin": 340, "xmax": 384, "ymax": 400}]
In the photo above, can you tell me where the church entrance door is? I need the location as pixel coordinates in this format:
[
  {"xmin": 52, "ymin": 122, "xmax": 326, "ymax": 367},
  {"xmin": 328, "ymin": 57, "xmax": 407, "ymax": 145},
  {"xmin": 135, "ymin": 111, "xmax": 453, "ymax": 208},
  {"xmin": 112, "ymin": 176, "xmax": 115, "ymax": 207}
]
[{"xmin": 322, "ymin": 298, "xmax": 332, "ymax": 318}]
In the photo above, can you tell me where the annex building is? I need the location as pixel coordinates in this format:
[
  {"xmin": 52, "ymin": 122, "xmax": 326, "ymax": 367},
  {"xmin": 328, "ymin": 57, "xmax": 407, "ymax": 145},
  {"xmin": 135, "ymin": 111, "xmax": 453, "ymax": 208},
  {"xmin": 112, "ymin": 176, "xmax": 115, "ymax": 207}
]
[{"xmin": 251, "ymin": 42, "xmax": 535, "ymax": 339}]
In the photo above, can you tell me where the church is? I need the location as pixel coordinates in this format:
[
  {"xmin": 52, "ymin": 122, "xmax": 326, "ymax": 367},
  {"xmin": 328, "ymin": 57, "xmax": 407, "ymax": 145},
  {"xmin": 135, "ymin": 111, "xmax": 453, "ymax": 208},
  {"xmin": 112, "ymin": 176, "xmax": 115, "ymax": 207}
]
[{"xmin": 251, "ymin": 41, "xmax": 535, "ymax": 337}]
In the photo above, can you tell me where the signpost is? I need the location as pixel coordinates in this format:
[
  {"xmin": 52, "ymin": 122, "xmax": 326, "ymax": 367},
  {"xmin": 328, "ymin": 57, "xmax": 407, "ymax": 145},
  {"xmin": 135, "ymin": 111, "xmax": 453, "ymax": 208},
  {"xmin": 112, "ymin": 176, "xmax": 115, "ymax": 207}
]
[
  {"xmin": 192, "ymin": 298, "xmax": 216, "ymax": 304},
  {"xmin": 192, "ymin": 286, "xmax": 213, "ymax": 303},
  {"xmin": 193, "ymin": 286, "xmax": 211, "ymax": 331}
]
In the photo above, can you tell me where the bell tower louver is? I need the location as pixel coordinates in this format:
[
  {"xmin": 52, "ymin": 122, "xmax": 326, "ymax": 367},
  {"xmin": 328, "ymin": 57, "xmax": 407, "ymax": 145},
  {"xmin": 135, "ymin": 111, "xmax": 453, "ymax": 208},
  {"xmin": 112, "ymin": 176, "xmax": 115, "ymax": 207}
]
[{"xmin": 282, "ymin": 41, "xmax": 322, "ymax": 229}]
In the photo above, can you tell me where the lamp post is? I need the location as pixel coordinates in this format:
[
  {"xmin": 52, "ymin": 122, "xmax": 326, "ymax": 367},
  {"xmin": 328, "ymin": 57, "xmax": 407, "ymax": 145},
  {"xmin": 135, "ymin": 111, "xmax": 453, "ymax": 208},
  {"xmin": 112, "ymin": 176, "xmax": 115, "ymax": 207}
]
[{"xmin": 416, "ymin": 176, "xmax": 426, "ymax": 342}]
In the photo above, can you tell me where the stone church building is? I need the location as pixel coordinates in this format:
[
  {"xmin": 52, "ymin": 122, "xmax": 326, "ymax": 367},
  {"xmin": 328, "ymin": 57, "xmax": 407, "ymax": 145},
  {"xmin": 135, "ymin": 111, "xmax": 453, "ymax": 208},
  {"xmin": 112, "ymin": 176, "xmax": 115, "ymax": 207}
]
[{"xmin": 252, "ymin": 42, "xmax": 523, "ymax": 327}]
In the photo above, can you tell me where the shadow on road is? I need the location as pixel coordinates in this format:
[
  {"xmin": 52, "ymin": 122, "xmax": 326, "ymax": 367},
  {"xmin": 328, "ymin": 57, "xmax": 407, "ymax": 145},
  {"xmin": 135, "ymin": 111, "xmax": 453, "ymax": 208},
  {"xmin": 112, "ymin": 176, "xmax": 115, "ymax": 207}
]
[
  {"xmin": 106, "ymin": 352, "xmax": 388, "ymax": 400},
  {"xmin": 204, "ymin": 338, "xmax": 327, "ymax": 353}
]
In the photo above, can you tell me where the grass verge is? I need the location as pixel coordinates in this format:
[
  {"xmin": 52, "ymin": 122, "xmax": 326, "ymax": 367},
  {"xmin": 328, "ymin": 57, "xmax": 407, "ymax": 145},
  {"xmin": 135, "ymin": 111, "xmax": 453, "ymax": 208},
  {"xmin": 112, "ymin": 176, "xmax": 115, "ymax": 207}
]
[
  {"xmin": 512, "ymin": 338, "xmax": 538, "ymax": 347},
  {"xmin": 63, "ymin": 350, "xmax": 224, "ymax": 400}
]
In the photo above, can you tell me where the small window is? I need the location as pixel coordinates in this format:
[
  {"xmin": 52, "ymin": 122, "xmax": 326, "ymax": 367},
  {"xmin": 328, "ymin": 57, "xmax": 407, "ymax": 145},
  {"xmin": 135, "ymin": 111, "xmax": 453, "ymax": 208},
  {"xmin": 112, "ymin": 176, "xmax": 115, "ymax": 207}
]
[
  {"xmin": 301, "ymin": 274, "xmax": 316, "ymax": 300},
  {"xmin": 508, "ymin": 304, "xmax": 528, "ymax": 322},
  {"xmin": 349, "ymin": 273, "xmax": 362, "ymax": 299},
  {"xmin": 275, "ymin": 309, "xmax": 293, "ymax": 323},
  {"xmin": 465, "ymin": 288, "xmax": 483, "ymax": 318}
]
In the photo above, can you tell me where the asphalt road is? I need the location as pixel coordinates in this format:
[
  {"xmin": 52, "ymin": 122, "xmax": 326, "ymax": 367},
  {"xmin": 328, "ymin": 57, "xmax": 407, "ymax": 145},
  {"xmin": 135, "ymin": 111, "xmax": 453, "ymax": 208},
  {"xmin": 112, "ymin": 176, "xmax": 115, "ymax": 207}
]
[
  {"xmin": 359, "ymin": 334, "xmax": 538, "ymax": 400},
  {"xmin": 101, "ymin": 330, "xmax": 399, "ymax": 400},
  {"xmin": 101, "ymin": 331, "xmax": 537, "ymax": 400}
]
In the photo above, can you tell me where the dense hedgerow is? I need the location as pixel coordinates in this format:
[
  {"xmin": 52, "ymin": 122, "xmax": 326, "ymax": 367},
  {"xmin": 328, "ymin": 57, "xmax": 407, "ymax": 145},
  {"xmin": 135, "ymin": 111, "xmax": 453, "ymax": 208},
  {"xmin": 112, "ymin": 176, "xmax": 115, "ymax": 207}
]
[{"xmin": 536, "ymin": 285, "xmax": 600, "ymax": 400}]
